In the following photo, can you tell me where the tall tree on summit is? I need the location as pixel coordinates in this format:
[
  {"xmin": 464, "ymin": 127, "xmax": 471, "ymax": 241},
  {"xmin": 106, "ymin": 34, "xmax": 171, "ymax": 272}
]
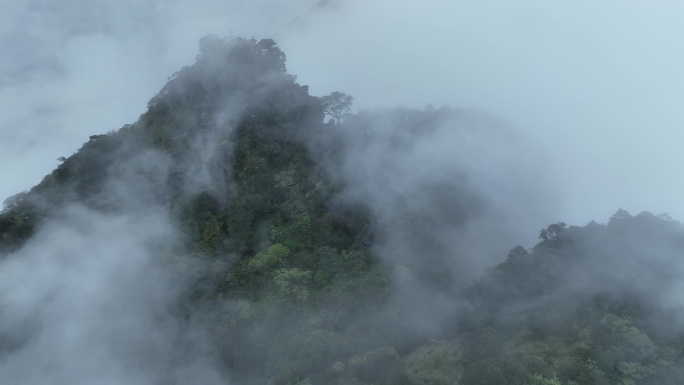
[{"xmin": 321, "ymin": 91, "xmax": 353, "ymax": 124}]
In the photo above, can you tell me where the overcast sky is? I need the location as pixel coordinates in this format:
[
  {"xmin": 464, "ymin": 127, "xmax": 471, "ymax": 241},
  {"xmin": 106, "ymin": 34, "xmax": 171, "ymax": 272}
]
[{"xmin": 2, "ymin": 0, "xmax": 683, "ymax": 228}]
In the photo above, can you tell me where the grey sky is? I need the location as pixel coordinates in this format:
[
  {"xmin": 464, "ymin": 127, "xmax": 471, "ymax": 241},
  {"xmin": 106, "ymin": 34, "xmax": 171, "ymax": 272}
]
[{"xmin": 2, "ymin": 0, "xmax": 683, "ymax": 228}]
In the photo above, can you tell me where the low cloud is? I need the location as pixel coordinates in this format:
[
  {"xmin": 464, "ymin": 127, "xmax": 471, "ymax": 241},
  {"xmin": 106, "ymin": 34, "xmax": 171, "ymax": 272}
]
[{"xmin": 0, "ymin": 206, "xmax": 225, "ymax": 384}]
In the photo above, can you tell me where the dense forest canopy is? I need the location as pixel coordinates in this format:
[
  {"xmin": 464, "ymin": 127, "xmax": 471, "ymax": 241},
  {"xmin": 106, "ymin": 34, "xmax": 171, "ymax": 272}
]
[{"xmin": 1, "ymin": 36, "xmax": 683, "ymax": 385}]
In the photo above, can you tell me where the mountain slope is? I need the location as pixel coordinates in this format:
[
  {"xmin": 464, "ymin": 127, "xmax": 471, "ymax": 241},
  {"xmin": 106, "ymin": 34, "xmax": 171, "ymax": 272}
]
[{"xmin": 1, "ymin": 36, "xmax": 684, "ymax": 385}]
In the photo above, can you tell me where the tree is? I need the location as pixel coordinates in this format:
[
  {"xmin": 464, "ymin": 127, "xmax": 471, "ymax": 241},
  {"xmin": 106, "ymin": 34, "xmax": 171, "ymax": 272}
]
[
  {"xmin": 321, "ymin": 92, "xmax": 353, "ymax": 124},
  {"xmin": 196, "ymin": 215, "xmax": 223, "ymax": 254},
  {"xmin": 609, "ymin": 208, "xmax": 631, "ymax": 225},
  {"xmin": 539, "ymin": 222, "xmax": 566, "ymax": 241},
  {"xmin": 257, "ymin": 39, "xmax": 287, "ymax": 72},
  {"xmin": 2, "ymin": 192, "xmax": 27, "ymax": 211},
  {"xmin": 197, "ymin": 34, "xmax": 225, "ymax": 61}
]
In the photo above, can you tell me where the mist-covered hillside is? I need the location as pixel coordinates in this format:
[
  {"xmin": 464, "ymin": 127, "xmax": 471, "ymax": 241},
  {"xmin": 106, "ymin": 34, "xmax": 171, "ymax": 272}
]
[{"xmin": 1, "ymin": 36, "xmax": 683, "ymax": 385}]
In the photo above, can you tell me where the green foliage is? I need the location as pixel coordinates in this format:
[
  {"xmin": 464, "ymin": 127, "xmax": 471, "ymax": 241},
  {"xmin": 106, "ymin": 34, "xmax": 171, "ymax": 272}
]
[
  {"xmin": 601, "ymin": 314, "xmax": 657, "ymax": 363},
  {"xmin": 0, "ymin": 194, "xmax": 38, "ymax": 252},
  {"xmin": 195, "ymin": 215, "xmax": 223, "ymax": 254},
  {"xmin": 600, "ymin": 314, "xmax": 657, "ymax": 384},
  {"xmin": 238, "ymin": 299, "xmax": 269, "ymax": 320},
  {"xmin": 269, "ymin": 330, "xmax": 337, "ymax": 385},
  {"xmin": 615, "ymin": 361, "xmax": 655, "ymax": 384},
  {"xmin": 272, "ymin": 267, "xmax": 313, "ymax": 304},
  {"xmin": 404, "ymin": 341, "xmax": 464, "ymax": 385},
  {"xmin": 465, "ymin": 327, "xmax": 502, "ymax": 361},
  {"xmin": 348, "ymin": 346, "xmax": 403, "ymax": 384},
  {"xmin": 460, "ymin": 358, "xmax": 528, "ymax": 385},
  {"xmin": 528, "ymin": 373, "xmax": 562, "ymax": 385},
  {"xmin": 332, "ymin": 361, "xmax": 345, "ymax": 372},
  {"xmin": 248, "ymin": 243, "xmax": 290, "ymax": 272}
]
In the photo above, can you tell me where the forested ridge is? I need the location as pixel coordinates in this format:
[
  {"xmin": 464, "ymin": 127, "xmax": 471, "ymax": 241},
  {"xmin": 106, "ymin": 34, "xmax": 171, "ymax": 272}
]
[{"xmin": 1, "ymin": 36, "xmax": 683, "ymax": 385}]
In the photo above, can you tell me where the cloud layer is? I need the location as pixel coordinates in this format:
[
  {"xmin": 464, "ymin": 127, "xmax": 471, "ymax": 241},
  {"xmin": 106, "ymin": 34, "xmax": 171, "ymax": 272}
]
[
  {"xmin": 3, "ymin": 0, "xmax": 684, "ymax": 226},
  {"xmin": 0, "ymin": 206, "xmax": 225, "ymax": 384}
]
